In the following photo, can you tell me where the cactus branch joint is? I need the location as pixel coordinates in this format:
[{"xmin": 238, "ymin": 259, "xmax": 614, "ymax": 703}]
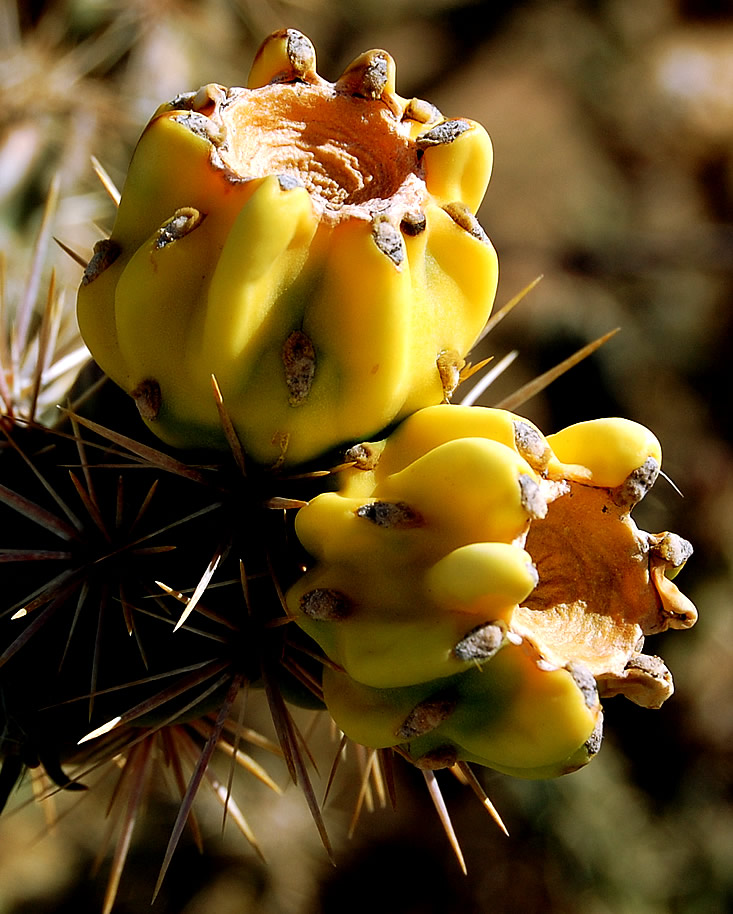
[{"xmin": 0, "ymin": 26, "xmax": 696, "ymax": 908}]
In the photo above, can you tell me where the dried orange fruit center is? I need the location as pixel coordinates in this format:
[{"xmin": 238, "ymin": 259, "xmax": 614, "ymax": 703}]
[
  {"xmin": 217, "ymin": 86, "xmax": 418, "ymax": 210},
  {"xmin": 515, "ymin": 481, "xmax": 696, "ymax": 709},
  {"xmin": 518, "ymin": 484, "xmax": 661, "ymax": 676}
]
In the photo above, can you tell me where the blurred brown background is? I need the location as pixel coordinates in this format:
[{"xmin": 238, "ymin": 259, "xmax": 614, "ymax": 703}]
[{"xmin": 1, "ymin": 0, "xmax": 732, "ymax": 911}]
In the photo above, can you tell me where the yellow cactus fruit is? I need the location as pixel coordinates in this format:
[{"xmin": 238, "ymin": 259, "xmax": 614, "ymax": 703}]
[
  {"xmin": 286, "ymin": 403, "xmax": 696, "ymax": 776},
  {"xmin": 76, "ymin": 29, "xmax": 498, "ymax": 466}
]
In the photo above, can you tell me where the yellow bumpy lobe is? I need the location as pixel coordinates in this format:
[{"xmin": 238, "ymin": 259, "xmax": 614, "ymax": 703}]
[
  {"xmin": 77, "ymin": 29, "xmax": 498, "ymax": 466},
  {"xmin": 287, "ymin": 404, "xmax": 697, "ymax": 776},
  {"xmin": 545, "ymin": 417, "xmax": 662, "ymax": 487},
  {"xmin": 288, "ymin": 430, "xmax": 544, "ymax": 688}
]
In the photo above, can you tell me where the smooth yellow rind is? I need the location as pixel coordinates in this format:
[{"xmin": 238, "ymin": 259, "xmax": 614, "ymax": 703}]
[
  {"xmin": 424, "ymin": 543, "xmax": 537, "ymax": 617},
  {"xmin": 378, "ymin": 438, "xmax": 538, "ymax": 546},
  {"xmin": 372, "ymin": 404, "xmax": 541, "ymax": 479},
  {"xmin": 443, "ymin": 651, "xmax": 597, "ymax": 770},
  {"xmin": 546, "ymin": 417, "xmax": 662, "ymax": 487},
  {"xmin": 421, "ymin": 121, "xmax": 493, "ymax": 213},
  {"xmin": 322, "ymin": 667, "xmax": 421, "ymax": 749}
]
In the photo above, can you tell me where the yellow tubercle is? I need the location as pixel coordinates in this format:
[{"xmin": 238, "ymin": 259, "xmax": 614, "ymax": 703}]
[
  {"xmin": 372, "ymin": 404, "xmax": 549, "ymax": 479},
  {"xmin": 418, "ymin": 119, "xmax": 494, "ymax": 212},
  {"xmin": 424, "ymin": 543, "xmax": 538, "ymax": 617},
  {"xmin": 442, "ymin": 650, "xmax": 598, "ymax": 772},
  {"xmin": 195, "ymin": 175, "xmax": 318, "ymax": 376},
  {"xmin": 247, "ymin": 28, "xmax": 318, "ymax": 88},
  {"xmin": 377, "ymin": 437, "xmax": 542, "ymax": 547},
  {"xmin": 546, "ymin": 417, "xmax": 662, "ymax": 487}
]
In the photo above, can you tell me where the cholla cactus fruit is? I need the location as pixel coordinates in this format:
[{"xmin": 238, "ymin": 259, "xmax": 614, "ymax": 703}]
[
  {"xmin": 76, "ymin": 29, "xmax": 498, "ymax": 466},
  {"xmin": 286, "ymin": 404, "xmax": 696, "ymax": 775}
]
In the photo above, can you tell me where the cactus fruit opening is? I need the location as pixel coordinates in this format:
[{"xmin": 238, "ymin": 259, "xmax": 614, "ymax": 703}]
[
  {"xmin": 516, "ymin": 480, "xmax": 696, "ymax": 708},
  {"xmin": 213, "ymin": 85, "xmax": 421, "ymax": 214}
]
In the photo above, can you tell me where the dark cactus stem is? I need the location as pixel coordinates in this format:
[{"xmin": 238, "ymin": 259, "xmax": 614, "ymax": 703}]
[{"xmin": 0, "ymin": 372, "xmax": 326, "ymax": 805}]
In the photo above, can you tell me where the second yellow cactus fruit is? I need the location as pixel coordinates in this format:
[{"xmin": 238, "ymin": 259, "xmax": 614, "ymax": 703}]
[
  {"xmin": 77, "ymin": 29, "xmax": 498, "ymax": 466},
  {"xmin": 286, "ymin": 404, "xmax": 697, "ymax": 776}
]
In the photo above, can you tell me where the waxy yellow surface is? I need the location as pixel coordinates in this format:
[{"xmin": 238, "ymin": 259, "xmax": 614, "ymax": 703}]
[{"xmin": 77, "ymin": 30, "xmax": 499, "ymax": 466}]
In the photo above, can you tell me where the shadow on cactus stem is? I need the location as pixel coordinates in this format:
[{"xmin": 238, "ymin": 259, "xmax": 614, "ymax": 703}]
[
  {"xmin": 0, "ymin": 219, "xmax": 332, "ymax": 902},
  {"xmin": 0, "ymin": 382, "xmax": 340, "ymax": 912},
  {"xmin": 1, "ymin": 173, "xmax": 329, "ymax": 911}
]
